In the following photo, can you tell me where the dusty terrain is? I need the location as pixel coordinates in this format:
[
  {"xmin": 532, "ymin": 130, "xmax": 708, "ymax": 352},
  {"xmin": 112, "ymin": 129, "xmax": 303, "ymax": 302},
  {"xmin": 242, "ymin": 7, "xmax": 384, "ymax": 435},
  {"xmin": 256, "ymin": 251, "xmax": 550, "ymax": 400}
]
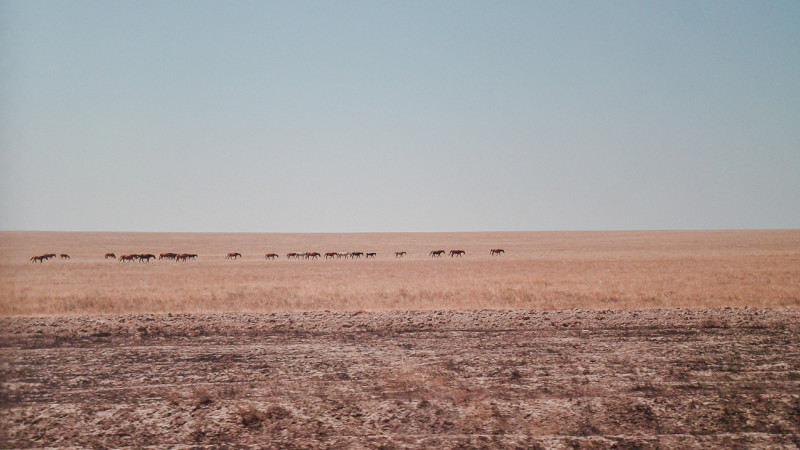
[
  {"xmin": 2, "ymin": 308, "xmax": 799, "ymax": 448},
  {"xmin": 2, "ymin": 230, "xmax": 799, "ymax": 314},
  {"xmin": 2, "ymin": 230, "xmax": 799, "ymax": 447}
]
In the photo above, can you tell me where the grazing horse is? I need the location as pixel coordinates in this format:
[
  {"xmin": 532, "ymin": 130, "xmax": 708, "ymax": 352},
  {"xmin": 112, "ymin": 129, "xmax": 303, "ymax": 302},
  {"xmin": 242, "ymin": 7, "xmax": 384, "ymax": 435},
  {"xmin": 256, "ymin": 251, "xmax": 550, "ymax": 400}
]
[
  {"xmin": 366, "ymin": 252, "xmax": 376, "ymax": 259},
  {"xmin": 395, "ymin": 251, "xmax": 406, "ymax": 258},
  {"xmin": 139, "ymin": 254, "xmax": 156, "ymax": 262},
  {"xmin": 226, "ymin": 252, "xmax": 242, "ymax": 260},
  {"xmin": 449, "ymin": 250, "xmax": 466, "ymax": 257},
  {"xmin": 30, "ymin": 255, "xmax": 44, "ymax": 263},
  {"xmin": 350, "ymin": 252, "xmax": 364, "ymax": 259},
  {"xmin": 60, "ymin": 254, "xmax": 70, "ymax": 259},
  {"xmin": 119, "ymin": 254, "xmax": 137, "ymax": 262},
  {"xmin": 105, "ymin": 253, "xmax": 116, "ymax": 259},
  {"xmin": 429, "ymin": 250, "xmax": 445, "ymax": 258},
  {"xmin": 265, "ymin": 253, "xmax": 280, "ymax": 260},
  {"xmin": 308, "ymin": 252, "xmax": 321, "ymax": 260},
  {"xmin": 159, "ymin": 253, "xmax": 177, "ymax": 260},
  {"xmin": 490, "ymin": 248, "xmax": 505, "ymax": 256},
  {"xmin": 324, "ymin": 252, "xmax": 337, "ymax": 259}
]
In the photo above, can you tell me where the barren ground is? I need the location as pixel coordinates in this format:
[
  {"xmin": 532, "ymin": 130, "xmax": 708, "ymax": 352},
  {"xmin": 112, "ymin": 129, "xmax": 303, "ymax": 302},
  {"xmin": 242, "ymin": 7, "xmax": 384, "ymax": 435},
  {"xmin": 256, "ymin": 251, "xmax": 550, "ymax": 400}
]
[{"xmin": 2, "ymin": 308, "xmax": 799, "ymax": 448}]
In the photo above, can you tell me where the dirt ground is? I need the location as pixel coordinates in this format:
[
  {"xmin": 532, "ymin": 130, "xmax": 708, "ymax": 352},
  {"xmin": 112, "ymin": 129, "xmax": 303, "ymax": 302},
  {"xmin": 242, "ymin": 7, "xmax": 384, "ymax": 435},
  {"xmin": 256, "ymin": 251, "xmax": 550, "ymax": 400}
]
[{"xmin": 2, "ymin": 308, "xmax": 799, "ymax": 448}]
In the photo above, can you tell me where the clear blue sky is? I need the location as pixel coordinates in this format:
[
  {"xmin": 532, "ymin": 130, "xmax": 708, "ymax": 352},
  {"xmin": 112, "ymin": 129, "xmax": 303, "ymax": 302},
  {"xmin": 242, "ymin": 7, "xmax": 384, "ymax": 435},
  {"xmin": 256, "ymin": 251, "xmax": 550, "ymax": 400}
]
[{"xmin": 2, "ymin": 1, "xmax": 798, "ymax": 232}]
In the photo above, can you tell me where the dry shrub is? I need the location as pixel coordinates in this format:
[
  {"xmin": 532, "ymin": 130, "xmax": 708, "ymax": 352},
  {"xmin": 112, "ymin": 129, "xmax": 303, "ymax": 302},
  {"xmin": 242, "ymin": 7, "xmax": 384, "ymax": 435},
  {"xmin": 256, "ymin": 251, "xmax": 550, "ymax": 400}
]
[
  {"xmin": 191, "ymin": 387, "xmax": 214, "ymax": 407},
  {"xmin": 236, "ymin": 403, "xmax": 291, "ymax": 428}
]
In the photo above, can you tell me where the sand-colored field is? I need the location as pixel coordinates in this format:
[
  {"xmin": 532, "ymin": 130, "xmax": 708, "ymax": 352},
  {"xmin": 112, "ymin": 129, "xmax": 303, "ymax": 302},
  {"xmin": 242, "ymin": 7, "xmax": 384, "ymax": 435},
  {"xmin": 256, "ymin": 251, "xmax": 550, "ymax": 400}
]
[
  {"xmin": 2, "ymin": 309, "xmax": 799, "ymax": 447},
  {"xmin": 1, "ymin": 230, "xmax": 799, "ymax": 315}
]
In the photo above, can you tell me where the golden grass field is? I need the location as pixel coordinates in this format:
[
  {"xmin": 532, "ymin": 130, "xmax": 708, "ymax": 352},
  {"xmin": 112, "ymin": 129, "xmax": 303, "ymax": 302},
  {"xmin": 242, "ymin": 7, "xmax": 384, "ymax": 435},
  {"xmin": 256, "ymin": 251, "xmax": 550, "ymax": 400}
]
[{"xmin": 2, "ymin": 229, "xmax": 799, "ymax": 316}]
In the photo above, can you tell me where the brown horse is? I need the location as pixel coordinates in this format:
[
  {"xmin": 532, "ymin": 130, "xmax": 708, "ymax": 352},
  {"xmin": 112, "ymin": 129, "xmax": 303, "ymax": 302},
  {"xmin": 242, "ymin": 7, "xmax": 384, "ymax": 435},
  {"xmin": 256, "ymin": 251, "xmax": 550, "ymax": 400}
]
[
  {"xmin": 119, "ymin": 254, "xmax": 137, "ymax": 262},
  {"xmin": 105, "ymin": 253, "xmax": 116, "ymax": 259},
  {"xmin": 449, "ymin": 250, "xmax": 466, "ymax": 257},
  {"xmin": 265, "ymin": 253, "xmax": 280, "ymax": 260},
  {"xmin": 139, "ymin": 254, "xmax": 156, "ymax": 262},
  {"xmin": 42, "ymin": 253, "xmax": 57, "ymax": 260},
  {"xmin": 30, "ymin": 255, "xmax": 44, "ymax": 263},
  {"xmin": 395, "ymin": 251, "xmax": 406, "ymax": 258},
  {"xmin": 60, "ymin": 254, "xmax": 70, "ymax": 259},
  {"xmin": 226, "ymin": 252, "xmax": 242, "ymax": 260},
  {"xmin": 490, "ymin": 248, "xmax": 505, "ymax": 256},
  {"xmin": 324, "ymin": 252, "xmax": 337, "ymax": 259},
  {"xmin": 308, "ymin": 252, "xmax": 321, "ymax": 260},
  {"xmin": 429, "ymin": 250, "xmax": 445, "ymax": 258}
]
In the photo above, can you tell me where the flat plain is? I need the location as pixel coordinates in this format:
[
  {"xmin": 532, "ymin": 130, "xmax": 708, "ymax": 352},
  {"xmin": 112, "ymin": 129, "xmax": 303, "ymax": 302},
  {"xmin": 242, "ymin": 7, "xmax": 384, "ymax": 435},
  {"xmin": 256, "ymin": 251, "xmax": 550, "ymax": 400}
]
[
  {"xmin": 1, "ymin": 230, "xmax": 799, "ymax": 447},
  {"xmin": 2, "ymin": 229, "xmax": 799, "ymax": 314}
]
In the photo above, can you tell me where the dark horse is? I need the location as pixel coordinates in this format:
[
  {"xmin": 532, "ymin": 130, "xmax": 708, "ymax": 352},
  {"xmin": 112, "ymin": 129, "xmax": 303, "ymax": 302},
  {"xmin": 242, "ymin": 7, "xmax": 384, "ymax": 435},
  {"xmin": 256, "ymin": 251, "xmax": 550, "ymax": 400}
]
[
  {"xmin": 366, "ymin": 252, "xmax": 376, "ymax": 259},
  {"xmin": 30, "ymin": 255, "xmax": 44, "ymax": 263},
  {"xmin": 429, "ymin": 250, "xmax": 445, "ymax": 258},
  {"xmin": 265, "ymin": 253, "xmax": 280, "ymax": 260},
  {"xmin": 226, "ymin": 252, "xmax": 242, "ymax": 260},
  {"xmin": 395, "ymin": 251, "xmax": 406, "ymax": 258},
  {"xmin": 105, "ymin": 253, "xmax": 116, "ymax": 259},
  {"xmin": 139, "ymin": 254, "xmax": 156, "ymax": 262},
  {"xmin": 490, "ymin": 249, "xmax": 505, "ymax": 256},
  {"xmin": 60, "ymin": 254, "xmax": 70, "ymax": 259}
]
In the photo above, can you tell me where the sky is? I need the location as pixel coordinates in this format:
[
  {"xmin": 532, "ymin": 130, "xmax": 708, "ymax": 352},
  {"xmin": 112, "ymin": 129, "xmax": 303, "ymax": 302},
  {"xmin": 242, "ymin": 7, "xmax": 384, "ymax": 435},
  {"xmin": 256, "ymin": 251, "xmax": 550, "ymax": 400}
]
[{"xmin": 1, "ymin": 1, "xmax": 799, "ymax": 233}]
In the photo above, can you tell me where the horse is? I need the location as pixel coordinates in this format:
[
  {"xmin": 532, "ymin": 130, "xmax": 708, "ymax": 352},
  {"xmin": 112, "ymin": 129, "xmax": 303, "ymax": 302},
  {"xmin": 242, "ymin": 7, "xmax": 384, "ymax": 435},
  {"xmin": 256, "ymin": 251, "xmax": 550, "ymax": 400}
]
[
  {"xmin": 366, "ymin": 252, "xmax": 376, "ymax": 259},
  {"xmin": 42, "ymin": 254, "xmax": 57, "ymax": 260},
  {"xmin": 395, "ymin": 251, "xmax": 406, "ymax": 258},
  {"xmin": 265, "ymin": 253, "xmax": 280, "ymax": 260},
  {"xmin": 308, "ymin": 252, "xmax": 321, "ymax": 260},
  {"xmin": 286, "ymin": 252, "xmax": 298, "ymax": 259},
  {"xmin": 176, "ymin": 253, "xmax": 196, "ymax": 262},
  {"xmin": 119, "ymin": 254, "xmax": 137, "ymax": 262},
  {"xmin": 60, "ymin": 254, "xmax": 70, "ymax": 259},
  {"xmin": 336, "ymin": 252, "xmax": 350, "ymax": 259},
  {"xmin": 490, "ymin": 248, "xmax": 505, "ymax": 256},
  {"xmin": 30, "ymin": 255, "xmax": 44, "ymax": 263},
  {"xmin": 159, "ymin": 253, "xmax": 177, "ymax": 260},
  {"xmin": 324, "ymin": 252, "xmax": 337, "ymax": 259},
  {"xmin": 429, "ymin": 250, "xmax": 445, "ymax": 258},
  {"xmin": 105, "ymin": 253, "xmax": 116, "ymax": 259},
  {"xmin": 139, "ymin": 254, "xmax": 156, "ymax": 263},
  {"xmin": 226, "ymin": 252, "xmax": 242, "ymax": 260},
  {"xmin": 449, "ymin": 250, "xmax": 466, "ymax": 257},
  {"xmin": 350, "ymin": 252, "xmax": 364, "ymax": 259}
]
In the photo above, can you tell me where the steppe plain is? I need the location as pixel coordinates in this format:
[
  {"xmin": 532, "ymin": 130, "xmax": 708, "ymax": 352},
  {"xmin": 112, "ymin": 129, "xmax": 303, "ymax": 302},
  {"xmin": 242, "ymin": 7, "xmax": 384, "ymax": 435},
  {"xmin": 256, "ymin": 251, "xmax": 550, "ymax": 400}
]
[{"xmin": 1, "ymin": 230, "xmax": 799, "ymax": 447}]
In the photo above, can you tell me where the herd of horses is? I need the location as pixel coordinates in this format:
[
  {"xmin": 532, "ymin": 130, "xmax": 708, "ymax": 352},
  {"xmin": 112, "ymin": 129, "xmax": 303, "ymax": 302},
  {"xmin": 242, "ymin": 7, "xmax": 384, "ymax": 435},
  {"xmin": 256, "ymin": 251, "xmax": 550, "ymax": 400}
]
[
  {"xmin": 31, "ymin": 249, "xmax": 506, "ymax": 263},
  {"xmin": 29, "ymin": 253, "xmax": 69, "ymax": 263}
]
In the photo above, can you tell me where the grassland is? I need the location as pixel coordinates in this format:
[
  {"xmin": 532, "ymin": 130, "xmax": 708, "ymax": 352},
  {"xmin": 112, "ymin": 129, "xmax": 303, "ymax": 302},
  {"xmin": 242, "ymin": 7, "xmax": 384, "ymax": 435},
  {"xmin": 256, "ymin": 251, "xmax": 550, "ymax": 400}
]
[
  {"xmin": 2, "ymin": 230, "xmax": 799, "ymax": 447},
  {"xmin": 1, "ymin": 230, "xmax": 799, "ymax": 315}
]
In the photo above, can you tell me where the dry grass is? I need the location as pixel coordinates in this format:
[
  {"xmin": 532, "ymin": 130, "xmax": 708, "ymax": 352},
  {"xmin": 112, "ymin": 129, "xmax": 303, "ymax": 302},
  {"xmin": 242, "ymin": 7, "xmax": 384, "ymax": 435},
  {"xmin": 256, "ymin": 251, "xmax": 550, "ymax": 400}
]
[{"xmin": 1, "ymin": 230, "xmax": 799, "ymax": 315}]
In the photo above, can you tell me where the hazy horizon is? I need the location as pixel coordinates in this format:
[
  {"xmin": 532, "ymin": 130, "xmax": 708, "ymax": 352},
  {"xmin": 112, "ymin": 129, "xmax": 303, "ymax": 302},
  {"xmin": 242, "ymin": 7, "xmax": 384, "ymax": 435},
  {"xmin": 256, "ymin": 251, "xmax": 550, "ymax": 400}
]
[{"xmin": 2, "ymin": 1, "xmax": 799, "ymax": 233}]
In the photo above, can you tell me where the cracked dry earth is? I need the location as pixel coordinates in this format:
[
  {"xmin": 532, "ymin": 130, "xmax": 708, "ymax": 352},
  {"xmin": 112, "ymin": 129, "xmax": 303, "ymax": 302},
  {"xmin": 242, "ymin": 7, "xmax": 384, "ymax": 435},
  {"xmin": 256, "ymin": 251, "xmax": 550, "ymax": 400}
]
[{"xmin": 2, "ymin": 309, "xmax": 799, "ymax": 448}]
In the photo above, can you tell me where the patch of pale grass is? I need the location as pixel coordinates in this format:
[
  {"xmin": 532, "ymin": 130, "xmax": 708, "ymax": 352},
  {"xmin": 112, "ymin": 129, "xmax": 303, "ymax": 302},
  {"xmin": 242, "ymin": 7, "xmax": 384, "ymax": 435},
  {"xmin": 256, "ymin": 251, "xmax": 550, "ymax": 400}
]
[{"xmin": 1, "ymin": 230, "xmax": 799, "ymax": 315}]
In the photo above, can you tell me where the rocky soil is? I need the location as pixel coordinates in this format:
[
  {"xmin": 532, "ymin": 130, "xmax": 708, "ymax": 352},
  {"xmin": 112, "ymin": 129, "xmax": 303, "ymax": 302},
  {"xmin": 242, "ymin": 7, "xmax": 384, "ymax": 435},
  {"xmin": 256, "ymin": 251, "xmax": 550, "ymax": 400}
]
[{"xmin": 2, "ymin": 308, "xmax": 799, "ymax": 448}]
